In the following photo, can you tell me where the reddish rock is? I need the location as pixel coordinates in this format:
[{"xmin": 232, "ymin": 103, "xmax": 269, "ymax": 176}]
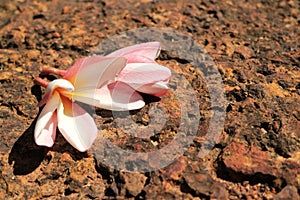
[
  {"xmin": 274, "ymin": 185, "xmax": 300, "ymax": 200},
  {"xmin": 184, "ymin": 172, "xmax": 228, "ymax": 199},
  {"xmin": 160, "ymin": 156, "xmax": 187, "ymax": 181},
  {"xmin": 219, "ymin": 142, "xmax": 300, "ymax": 189}
]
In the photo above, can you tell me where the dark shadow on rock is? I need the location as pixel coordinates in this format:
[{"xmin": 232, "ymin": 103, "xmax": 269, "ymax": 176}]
[
  {"xmin": 140, "ymin": 93, "xmax": 161, "ymax": 104},
  {"xmin": 31, "ymin": 84, "xmax": 42, "ymax": 102},
  {"xmin": 8, "ymin": 117, "xmax": 48, "ymax": 175},
  {"xmin": 8, "ymin": 114, "xmax": 89, "ymax": 175},
  {"xmin": 8, "ymin": 84, "xmax": 47, "ymax": 175},
  {"xmin": 50, "ymin": 132, "xmax": 89, "ymax": 161}
]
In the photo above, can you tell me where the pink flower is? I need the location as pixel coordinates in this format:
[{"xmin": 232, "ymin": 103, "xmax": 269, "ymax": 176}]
[
  {"xmin": 35, "ymin": 57, "xmax": 145, "ymax": 152},
  {"xmin": 34, "ymin": 42, "xmax": 171, "ymax": 152}
]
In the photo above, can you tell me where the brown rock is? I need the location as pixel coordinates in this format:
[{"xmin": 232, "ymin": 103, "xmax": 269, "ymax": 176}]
[
  {"xmin": 160, "ymin": 156, "xmax": 187, "ymax": 181},
  {"xmin": 274, "ymin": 185, "xmax": 299, "ymax": 200},
  {"xmin": 184, "ymin": 172, "xmax": 228, "ymax": 198},
  {"xmin": 26, "ymin": 49, "xmax": 40, "ymax": 60},
  {"xmin": 40, "ymin": 180, "xmax": 62, "ymax": 198},
  {"xmin": 119, "ymin": 172, "xmax": 147, "ymax": 197},
  {"xmin": 234, "ymin": 45, "xmax": 255, "ymax": 59},
  {"xmin": 0, "ymin": 71, "xmax": 13, "ymax": 82}
]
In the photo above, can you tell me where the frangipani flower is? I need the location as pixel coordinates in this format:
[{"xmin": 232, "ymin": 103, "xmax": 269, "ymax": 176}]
[
  {"xmin": 35, "ymin": 57, "xmax": 145, "ymax": 152},
  {"xmin": 34, "ymin": 42, "xmax": 171, "ymax": 152}
]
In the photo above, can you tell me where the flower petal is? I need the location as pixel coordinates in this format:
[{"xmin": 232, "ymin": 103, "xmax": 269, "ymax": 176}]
[
  {"xmin": 63, "ymin": 56, "xmax": 127, "ymax": 90},
  {"xmin": 34, "ymin": 92, "xmax": 60, "ymax": 147},
  {"xmin": 57, "ymin": 96, "xmax": 98, "ymax": 152},
  {"xmin": 38, "ymin": 79, "xmax": 74, "ymax": 107},
  {"xmin": 35, "ymin": 113, "xmax": 57, "ymax": 147},
  {"xmin": 117, "ymin": 63, "xmax": 171, "ymax": 95},
  {"xmin": 71, "ymin": 81, "xmax": 145, "ymax": 111},
  {"xmin": 132, "ymin": 80, "xmax": 170, "ymax": 97},
  {"xmin": 107, "ymin": 42, "xmax": 161, "ymax": 63},
  {"xmin": 118, "ymin": 63, "xmax": 171, "ymax": 84},
  {"xmin": 63, "ymin": 56, "xmax": 106, "ymax": 81}
]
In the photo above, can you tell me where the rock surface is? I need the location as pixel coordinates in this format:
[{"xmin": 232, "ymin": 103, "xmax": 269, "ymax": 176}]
[{"xmin": 0, "ymin": 0, "xmax": 299, "ymax": 199}]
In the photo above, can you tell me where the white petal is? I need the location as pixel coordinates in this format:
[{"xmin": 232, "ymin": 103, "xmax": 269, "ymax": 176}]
[
  {"xmin": 45, "ymin": 79, "xmax": 75, "ymax": 94},
  {"xmin": 35, "ymin": 113, "xmax": 57, "ymax": 147},
  {"xmin": 71, "ymin": 82, "xmax": 145, "ymax": 111},
  {"xmin": 34, "ymin": 92, "xmax": 60, "ymax": 147},
  {"xmin": 57, "ymin": 96, "xmax": 98, "ymax": 152}
]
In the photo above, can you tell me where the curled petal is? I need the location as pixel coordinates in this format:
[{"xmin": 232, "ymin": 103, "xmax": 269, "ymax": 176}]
[
  {"xmin": 38, "ymin": 79, "xmax": 74, "ymax": 107},
  {"xmin": 107, "ymin": 42, "xmax": 161, "ymax": 63},
  {"xmin": 71, "ymin": 82, "xmax": 145, "ymax": 111},
  {"xmin": 117, "ymin": 63, "xmax": 171, "ymax": 96},
  {"xmin": 63, "ymin": 56, "xmax": 127, "ymax": 90},
  {"xmin": 34, "ymin": 92, "xmax": 60, "ymax": 147},
  {"xmin": 120, "ymin": 55, "xmax": 156, "ymax": 64},
  {"xmin": 57, "ymin": 96, "xmax": 98, "ymax": 152},
  {"xmin": 131, "ymin": 80, "xmax": 170, "ymax": 97}
]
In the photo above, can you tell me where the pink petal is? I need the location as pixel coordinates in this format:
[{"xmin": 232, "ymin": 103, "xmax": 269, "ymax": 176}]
[
  {"xmin": 71, "ymin": 81, "xmax": 145, "ymax": 111},
  {"xmin": 118, "ymin": 63, "xmax": 171, "ymax": 84},
  {"xmin": 63, "ymin": 56, "xmax": 106, "ymax": 81},
  {"xmin": 57, "ymin": 96, "xmax": 98, "ymax": 152},
  {"xmin": 121, "ymin": 55, "xmax": 156, "ymax": 64},
  {"xmin": 35, "ymin": 92, "xmax": 60, "ymax": 147},
  {"xmin": 132, "ymin": 80, "xmax": 170, "ymax": 97},
  {"xmin": 107, "ymin": 42, "xmax": 161, "ymax": 63},
  {"xmin": 63, "ymin": 56, "xmax": 127, "ymax": 90},
  {"xmin": 117, "ymin": 63, "xmax": 171, "ymax": 95},
  {"xmin": 38, "ymin": 79, "xmax": 74, "ymax": 107}
]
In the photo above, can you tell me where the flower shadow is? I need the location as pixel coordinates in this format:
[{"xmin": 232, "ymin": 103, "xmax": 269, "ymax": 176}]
[
  {"xmin": 8, "ymin": 113, "xmax": 89, "ymax": 175},
  {"xmin": 8, "ymin": 118, "xmax": 48, "ymax": 175}
]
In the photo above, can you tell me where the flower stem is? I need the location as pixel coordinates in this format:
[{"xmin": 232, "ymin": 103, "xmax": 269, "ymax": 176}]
[
  {"xmin": 40, "ymin": 67, "xmax": 67, "ymax": 76},
  {"xmin": 34, "ymin": 77, "xmax": 49, "ymax": 88}
]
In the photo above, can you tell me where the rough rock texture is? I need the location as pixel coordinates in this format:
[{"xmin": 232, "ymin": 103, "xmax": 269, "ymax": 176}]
[{"xmin": 0, "ymin": 0, "xmax": 299, "ymax": 199}]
